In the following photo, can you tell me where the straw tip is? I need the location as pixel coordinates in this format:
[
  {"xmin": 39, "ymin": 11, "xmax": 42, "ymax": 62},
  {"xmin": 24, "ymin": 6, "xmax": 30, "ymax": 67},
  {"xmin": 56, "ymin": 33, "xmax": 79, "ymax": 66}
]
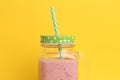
[{"xmin": 50, "ymin": 6, "xmax": 54, "ymax": 9}]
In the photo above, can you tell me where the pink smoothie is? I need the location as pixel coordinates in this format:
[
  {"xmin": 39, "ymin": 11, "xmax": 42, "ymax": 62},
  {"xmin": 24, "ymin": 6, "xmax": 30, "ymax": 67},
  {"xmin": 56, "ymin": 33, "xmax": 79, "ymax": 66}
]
[{"xmin": 39, "ymin": 59, "xmax": 78, "ymax": 80}]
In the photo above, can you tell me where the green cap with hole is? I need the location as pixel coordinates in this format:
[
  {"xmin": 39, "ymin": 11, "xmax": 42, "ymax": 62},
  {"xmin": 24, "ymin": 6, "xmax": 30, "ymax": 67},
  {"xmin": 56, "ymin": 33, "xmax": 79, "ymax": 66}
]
[{"xmin": 40, "ymin": 36, "xmax": 75, "ymax": 44}]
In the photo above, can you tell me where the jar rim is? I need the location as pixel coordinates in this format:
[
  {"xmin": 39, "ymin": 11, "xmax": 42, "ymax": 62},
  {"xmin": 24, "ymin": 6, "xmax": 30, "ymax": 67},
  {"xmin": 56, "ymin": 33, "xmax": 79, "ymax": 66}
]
[{"xmin": 41, "ymin": 43, "xmax": 75, "ymax": 48}]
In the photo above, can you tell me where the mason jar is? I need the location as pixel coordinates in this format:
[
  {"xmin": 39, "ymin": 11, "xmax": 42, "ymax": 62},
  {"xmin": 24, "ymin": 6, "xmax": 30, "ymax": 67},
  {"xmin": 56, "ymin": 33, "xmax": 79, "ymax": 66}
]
[{"xmin": 38, "ymin": 36, "xmax": 83, "ymax": 80}]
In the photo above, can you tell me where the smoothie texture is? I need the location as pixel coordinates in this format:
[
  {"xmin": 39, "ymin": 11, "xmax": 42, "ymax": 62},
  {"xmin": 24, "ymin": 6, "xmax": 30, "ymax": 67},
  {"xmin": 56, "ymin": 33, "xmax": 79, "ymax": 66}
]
[{"xmin": 39, "ymin": 59, "xmax": 78, "ymax": 80}]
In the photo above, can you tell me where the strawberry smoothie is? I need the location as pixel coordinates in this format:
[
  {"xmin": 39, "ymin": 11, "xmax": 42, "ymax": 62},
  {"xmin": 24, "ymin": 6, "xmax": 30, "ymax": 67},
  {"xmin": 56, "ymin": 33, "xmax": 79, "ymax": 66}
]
[{"xmin": 39, "ymin": 59, "xmax": 78, "ymax": 80}]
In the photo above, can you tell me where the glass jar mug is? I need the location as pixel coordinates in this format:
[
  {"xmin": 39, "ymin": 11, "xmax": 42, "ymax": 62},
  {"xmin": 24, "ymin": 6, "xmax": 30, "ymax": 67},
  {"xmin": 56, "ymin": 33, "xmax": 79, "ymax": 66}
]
[{"xmin": 38, "ymin": 36, "xmax": 88, "ymax": 80}]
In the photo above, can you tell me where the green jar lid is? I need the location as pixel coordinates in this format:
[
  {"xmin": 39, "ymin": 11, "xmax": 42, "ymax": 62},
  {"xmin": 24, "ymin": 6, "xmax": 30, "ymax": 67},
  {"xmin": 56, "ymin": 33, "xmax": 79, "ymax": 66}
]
[{"xmin": 40, "ymin": 36, "xmax": 75, "ymax": 44}]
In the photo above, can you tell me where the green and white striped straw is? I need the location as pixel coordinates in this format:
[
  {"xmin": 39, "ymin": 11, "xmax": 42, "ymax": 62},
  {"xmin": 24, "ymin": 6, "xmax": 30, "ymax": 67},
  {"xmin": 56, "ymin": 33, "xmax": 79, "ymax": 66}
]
[
  {"xmin": 51, "ymin": 6, "xmax": 60, "ymax": 36},
  {"xmin": 50, "ymin": 6, "xmax": 63, "ymax": 59}
]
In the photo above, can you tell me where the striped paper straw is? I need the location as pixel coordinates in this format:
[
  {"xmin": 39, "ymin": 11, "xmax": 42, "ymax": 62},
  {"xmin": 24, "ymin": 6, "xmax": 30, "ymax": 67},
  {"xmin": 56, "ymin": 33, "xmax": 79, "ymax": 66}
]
[
  {"xmin": 50, "ymin": 6, "xmax": 63, "ymax": 59},
  {"xmin": 51, "ymin": 6, "xmax": 60, "ymax": 36}
]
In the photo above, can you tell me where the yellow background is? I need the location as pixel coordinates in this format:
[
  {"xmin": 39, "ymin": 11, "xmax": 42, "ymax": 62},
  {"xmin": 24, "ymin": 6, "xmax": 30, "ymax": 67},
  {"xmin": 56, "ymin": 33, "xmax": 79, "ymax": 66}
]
[{"xmin": 0, "ymin": 0, "xmax": 120, "ymax": 80}]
